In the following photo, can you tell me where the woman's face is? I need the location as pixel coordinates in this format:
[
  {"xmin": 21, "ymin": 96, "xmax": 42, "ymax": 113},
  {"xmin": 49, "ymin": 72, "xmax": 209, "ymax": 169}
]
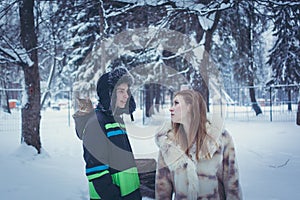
[
  {"xmin": 115, "ymin": 83, "xmax": 129, "ymax": 109},
  {"xmin": 169, "ymin": 95, "xmax": 190, "ymax": 124}
]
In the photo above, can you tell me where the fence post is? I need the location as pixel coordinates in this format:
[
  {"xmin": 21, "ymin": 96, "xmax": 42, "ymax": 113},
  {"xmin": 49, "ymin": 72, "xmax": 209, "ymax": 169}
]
[
  {"xmin": 269, "ymin": 87, "xmax": 272, "ymax": 122},
  {"xmin": 142, "ymin": 88, "xmax": 145, "ymax": 125},
  {"xmin": 297, "ymin": 100, "xmax": 300, "ymax": 126},
  {"xmin": 68, "ymin": 89, "xmax": 72, "ymax": 127}
]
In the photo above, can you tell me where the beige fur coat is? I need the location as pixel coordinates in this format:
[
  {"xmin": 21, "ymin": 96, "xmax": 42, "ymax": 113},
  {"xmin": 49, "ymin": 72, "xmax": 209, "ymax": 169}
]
[{"xmin": 155, "ymin": 122, "xmax": 242, "ymax": 200}]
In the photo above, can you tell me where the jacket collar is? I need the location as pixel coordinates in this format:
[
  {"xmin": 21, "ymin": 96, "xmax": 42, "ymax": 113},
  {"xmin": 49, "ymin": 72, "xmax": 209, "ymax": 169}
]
[{"xmin": 156, "ymin": 114, "xmax": 224, "ymax": 160}]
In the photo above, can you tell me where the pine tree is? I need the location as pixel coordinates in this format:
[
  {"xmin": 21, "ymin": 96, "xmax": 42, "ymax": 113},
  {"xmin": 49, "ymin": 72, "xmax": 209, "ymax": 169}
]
[
  {"xmin": 211, "ymin": 0, "xmax": 269, "ymax": 115},
  {"xmin": 267, "ymin": 1, "xmax": 300, "ymax": 111}
]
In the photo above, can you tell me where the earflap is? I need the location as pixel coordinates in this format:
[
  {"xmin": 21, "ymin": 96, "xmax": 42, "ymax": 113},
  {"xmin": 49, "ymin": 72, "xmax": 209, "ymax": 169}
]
[
  {"xmin": 128, "ymin": 95, "xmax": 136, "ymax": 121},
  {"xmin": 96, "ymin": 72, "xmax": 111, "ymax": 111},
  {"xmin": 121, "ymin": 94, "xmax": 136, "ymax": 121}
]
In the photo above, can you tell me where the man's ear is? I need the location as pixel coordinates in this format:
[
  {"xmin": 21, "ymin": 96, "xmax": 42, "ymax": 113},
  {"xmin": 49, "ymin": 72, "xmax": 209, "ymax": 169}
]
[{"xmin": 187, "ymin": 104, "xmax": 192, "ymax": 113}]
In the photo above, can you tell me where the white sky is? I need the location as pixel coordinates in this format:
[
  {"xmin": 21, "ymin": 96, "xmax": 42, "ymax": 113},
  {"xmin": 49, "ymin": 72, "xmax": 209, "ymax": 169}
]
[{"xmin": 0, "ymin": 108, "xmax": 299, "ymax": 200}]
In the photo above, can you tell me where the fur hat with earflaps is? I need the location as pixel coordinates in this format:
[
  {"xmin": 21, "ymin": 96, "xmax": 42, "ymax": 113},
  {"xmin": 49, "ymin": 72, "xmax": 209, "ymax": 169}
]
[{"xmin": 96, "ymin": 67, "xmax": 136, "ymax": 121}]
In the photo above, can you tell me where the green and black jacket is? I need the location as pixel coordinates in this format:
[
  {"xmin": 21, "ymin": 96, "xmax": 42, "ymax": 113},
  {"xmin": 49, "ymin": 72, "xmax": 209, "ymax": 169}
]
[
  {"xmin": 74, "ymin": 68, "xmax": 141, "ymax": 200},
  {"xmin": 74, "ymin": 109, "xmax": 141, "ymax": 200}
]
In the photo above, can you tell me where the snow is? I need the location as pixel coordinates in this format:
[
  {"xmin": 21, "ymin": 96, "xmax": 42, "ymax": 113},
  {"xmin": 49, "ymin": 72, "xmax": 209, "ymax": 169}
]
[
  {"xmin": 0, "ymin": 45, "xmax": 34, "ymax": 67},
  {"xmin": 0, "ymin": 108, "xmax": 300, "ymax": 200},
  {"xmin": 115, "ymin": 0, "xmax": 167, "ymax": 6}
]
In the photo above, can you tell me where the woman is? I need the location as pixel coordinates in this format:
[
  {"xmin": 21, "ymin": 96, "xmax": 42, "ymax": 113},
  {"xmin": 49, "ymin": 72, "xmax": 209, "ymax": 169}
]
[
  {"xmin": 155, "ymin": 90, "xmax": 242, "ymax": 200},
  {"xmin": 73, "ymin": 67, "xmax": 141, "ymax": 200}
]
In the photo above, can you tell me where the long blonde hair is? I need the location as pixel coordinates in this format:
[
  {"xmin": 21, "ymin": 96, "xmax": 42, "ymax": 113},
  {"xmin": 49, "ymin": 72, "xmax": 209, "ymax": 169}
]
[{"xmin": 172, "ymin": 90, "xmax": 208, "ymax": 160}]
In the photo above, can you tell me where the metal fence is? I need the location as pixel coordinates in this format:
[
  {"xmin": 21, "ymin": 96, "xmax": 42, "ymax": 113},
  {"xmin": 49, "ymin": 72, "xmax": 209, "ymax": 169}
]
[
  {"xmin": 224, "ymin": 103, "xmax": 298, "ymax": 122},
  {"xmin": 1, "ymin": 84, "xmax": 299, "ymax": 134},
  {"xmin": 136, "ymin": 84, "xmax": 300, "ymax": 123},
  {"xmin": 0, "ymin": 88, "xmax": 22, "ymax": 134},
  {"xmin": 222, "ymin": 84, "xmax": 300, "ymax": 122},
  {"xmin": 0, "ymin": 109, "xmax": 21, "ymax": 132},
  {"xmin": 0, "ymin": 88, "xmax": 74, "ymax": 134}
]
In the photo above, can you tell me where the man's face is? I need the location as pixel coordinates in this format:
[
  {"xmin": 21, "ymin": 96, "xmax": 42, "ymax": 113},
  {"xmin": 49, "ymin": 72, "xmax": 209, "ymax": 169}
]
[{"xmin": 115, "ymin": 83, "xmax": 129, "ymax": 109}]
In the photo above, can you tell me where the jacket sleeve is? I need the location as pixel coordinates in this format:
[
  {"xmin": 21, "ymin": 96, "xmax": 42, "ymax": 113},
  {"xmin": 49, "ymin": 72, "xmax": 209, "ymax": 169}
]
[
  {"xmin": 82, "ymin": 114, "xmax": 122, "ymax": 200},
  {"xmin": 73, "ymin": 111, "xmax": 94, "ymax": 140},
  {"xmin": 220, "ymin": 131, "xmax": 243, "ymax": 200},
  {"xmin": 155, "ymin": 151, "xmax": 173, "ymax": 200}
]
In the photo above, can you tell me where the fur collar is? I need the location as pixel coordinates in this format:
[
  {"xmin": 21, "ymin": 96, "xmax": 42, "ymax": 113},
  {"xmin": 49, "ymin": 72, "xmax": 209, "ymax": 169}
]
[{"xmin": 155, "ymin": 114, "xmax": 224, "ymax": 160}]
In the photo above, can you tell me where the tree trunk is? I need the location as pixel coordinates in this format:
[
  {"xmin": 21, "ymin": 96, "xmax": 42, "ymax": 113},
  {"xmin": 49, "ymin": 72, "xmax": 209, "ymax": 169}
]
[
  {"xmin": 201, "ymin": 10, "xmax": 221, "ymax": 112},
  {"xmin": 145, "ymin": 84, "xmax": 155, "ymax": 117},
  {"xmin": 154, "ymin": 84, "xmax": 161, "ymax": 112},
  {"xmin": 249, "ymin": 84, "xmax": 262, "ymax": 116},
  {"xmin": 19, "ymin": 0, "xmax": 42, "ymax": 153},
  {"xmin": 41, "ymin": 7, "xmax": 57, "ymax": 109},
  {"xmin": 98, "ymin": 0, "xmax": 107, "ymax": 40},
  {"xmin": 287, "ymin": 89, "xmax": 292, "ymax": 111},
  {"xmin": 1, "ymin": 80, "xmax": 11, "ymax": 114},
  {"xmin": 247, "ymin": 2, "xmax": 262, "ymax": 116}
]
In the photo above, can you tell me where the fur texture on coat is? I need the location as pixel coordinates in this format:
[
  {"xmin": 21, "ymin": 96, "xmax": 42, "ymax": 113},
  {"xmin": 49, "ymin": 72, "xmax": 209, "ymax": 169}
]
[{"xmin": 155, "ymin": 120, "xmax": 243, "ymax": 200}]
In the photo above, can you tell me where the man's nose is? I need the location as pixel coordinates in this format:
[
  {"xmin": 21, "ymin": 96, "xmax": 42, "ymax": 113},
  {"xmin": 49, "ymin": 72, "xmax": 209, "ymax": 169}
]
[{"xmin": 124, "ymin": 92, "xmax": 129, "ymax": 99}]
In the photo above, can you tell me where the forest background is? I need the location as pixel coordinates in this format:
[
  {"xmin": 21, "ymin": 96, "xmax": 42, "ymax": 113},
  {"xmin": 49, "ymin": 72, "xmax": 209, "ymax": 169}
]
[{"xmin": 0, "ymin": 0, "xmax": 299, "ymax": 154}]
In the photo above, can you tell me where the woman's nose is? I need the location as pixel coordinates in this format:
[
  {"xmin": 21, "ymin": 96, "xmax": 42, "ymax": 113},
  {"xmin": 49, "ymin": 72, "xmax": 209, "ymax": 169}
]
[{"xmin": 169, "ymin": 107, "xmax": 174, "ymax": 112}]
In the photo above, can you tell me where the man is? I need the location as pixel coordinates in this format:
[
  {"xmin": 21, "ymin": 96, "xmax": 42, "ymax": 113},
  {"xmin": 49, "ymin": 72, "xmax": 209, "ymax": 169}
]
[{"xmin": 73, "ymin": 67, "xmax": 141, "ymax": 200}]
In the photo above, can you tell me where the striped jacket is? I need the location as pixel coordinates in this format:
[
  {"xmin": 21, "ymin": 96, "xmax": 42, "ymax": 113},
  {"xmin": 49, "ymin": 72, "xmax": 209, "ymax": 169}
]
[{"xmin": 74, "ymin": 109, "xmax": 141, "ymax": 200}]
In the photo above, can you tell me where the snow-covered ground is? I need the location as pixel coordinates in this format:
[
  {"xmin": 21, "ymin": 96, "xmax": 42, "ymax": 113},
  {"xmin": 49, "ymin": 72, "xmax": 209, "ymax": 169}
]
[{"xmin": 0, "ymin": 108, "xmax": 299, "ymax": 200}]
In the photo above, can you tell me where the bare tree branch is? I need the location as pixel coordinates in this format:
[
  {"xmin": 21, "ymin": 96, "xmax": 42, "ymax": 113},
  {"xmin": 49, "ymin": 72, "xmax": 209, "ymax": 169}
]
[
  {"xmin": 268, "ymin": 159, "xmax": 290, "ymax": 168},
  {"xmin": 0, "ymin": 0, "xmax": 19, "ymax": 20},
  {"xmin": 0, "ymin": 36, "xmax": 34, "ymax": 67}
]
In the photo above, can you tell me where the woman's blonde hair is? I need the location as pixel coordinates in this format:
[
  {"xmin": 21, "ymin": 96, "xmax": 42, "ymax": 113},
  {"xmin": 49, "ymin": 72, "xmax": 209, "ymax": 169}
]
[{"xmin": 172, "ymin": 89, "xmax": 208, "ymax": 160}]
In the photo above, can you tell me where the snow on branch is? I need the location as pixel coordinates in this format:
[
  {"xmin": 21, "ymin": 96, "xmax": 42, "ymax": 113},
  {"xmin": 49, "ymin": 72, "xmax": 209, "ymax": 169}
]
[
  {"xmin": 0, "ymin": 36, "xmax": 34, "ymax": 67},
  {"xmin": 193, "ymin": 0, "xmax": 234, "ymax": 16},
  {"xmin": 0, "ymin": 46, "xmax": 17, "ymax": 64},
  {"xmin": 258, "ymin": 0, "xmax": 300, "ymax": 6},
  {"xmin": 105, "ymin": 3, "xmax": 140, "ymax": 18},
  {"xmin": 106, "ymin": 0, "xmax": 234, "ymax": 18}
]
